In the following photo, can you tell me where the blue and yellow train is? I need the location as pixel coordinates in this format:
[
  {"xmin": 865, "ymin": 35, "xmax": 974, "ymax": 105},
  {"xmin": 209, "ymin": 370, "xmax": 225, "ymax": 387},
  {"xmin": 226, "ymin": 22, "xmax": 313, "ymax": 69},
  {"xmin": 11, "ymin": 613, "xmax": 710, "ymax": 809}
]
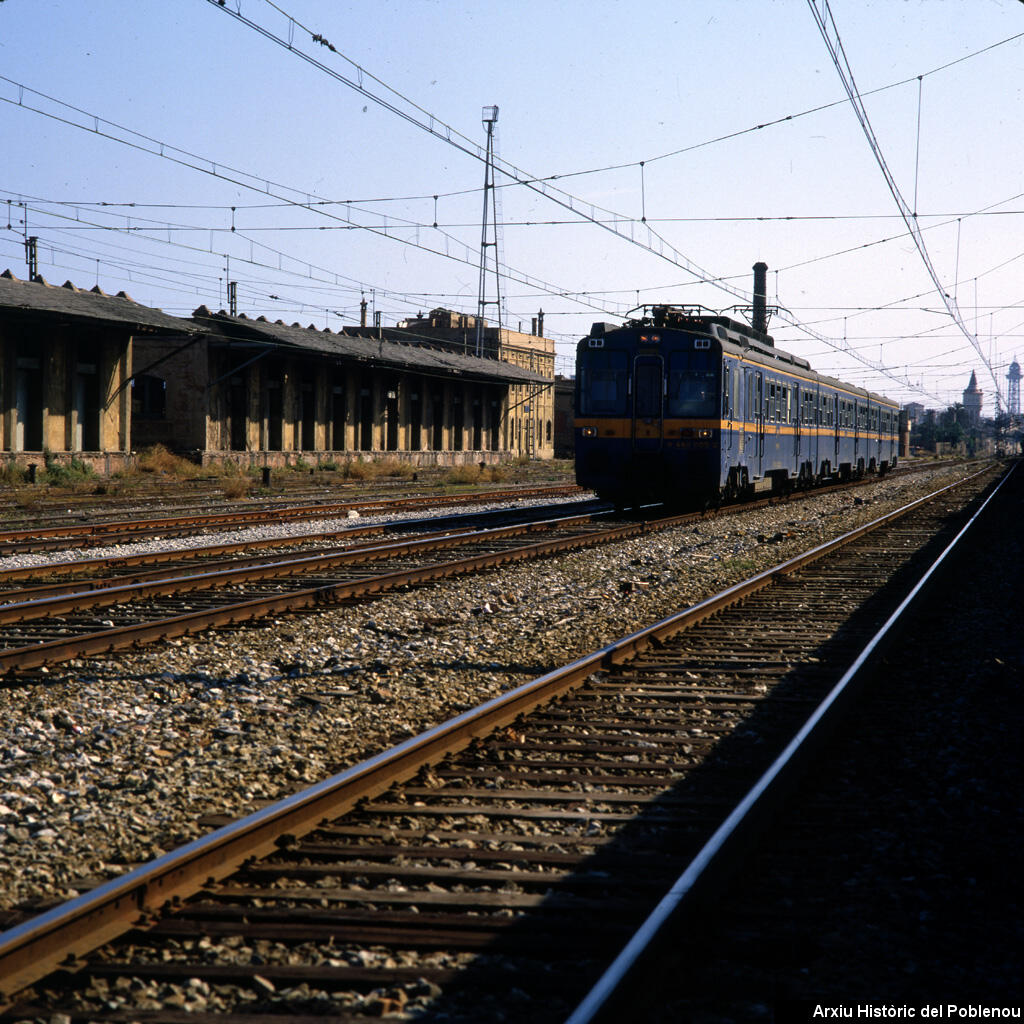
[{"xmin": 574, "ymin": 303, "xmax": 900, "ymax": 507}]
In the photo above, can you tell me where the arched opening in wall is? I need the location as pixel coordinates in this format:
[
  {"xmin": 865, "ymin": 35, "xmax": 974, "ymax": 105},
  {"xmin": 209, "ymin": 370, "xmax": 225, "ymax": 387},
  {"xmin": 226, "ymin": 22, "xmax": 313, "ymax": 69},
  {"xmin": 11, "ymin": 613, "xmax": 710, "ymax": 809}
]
[
  {"xmin": 471, "ymin": 387, "xmax": 483, "ymax": 451},
  {"xmin": 546, "ymin": 419, "xmax": 552, "ymax": 442},
  {"xmin": 359, "ymin": 377, "xmax": 374, "ymax": 451},
  {"xmin": 385, "ymin": 377, "xmax": 399, "ymax": 451},
  {"xmin": 409, "ymin": 380, "xmax": 423, "ymax": 451},
  {"xmin": 489, "ymin": 395, "xmax": 500, "ymax": 451},
  {"xmin": 14, "ymin": 345, "xmax": 43, "ymax": 452},
  {"xmin": 331, "ymin": 372, "xmax": 346, "ymax": 451},
  {"xmin": 228, "ymin": 376, "xmax": 246, "ymax": 452},
  {"xmin": 74, "ymin": 341, "xmax": 102, "ymax": 452},
  {"xmin": 431, "ymin": 389, "xmax": 444, "ymax": 451},
  {"xmin": 265, "ymin": 374, "xmax": 283, "ymax": 451},
  {"xmin": 452, "ymin": 391, "xmax": 464, "ymax": 451},
  {"xmin": 300, "ymin": 375, "xmax": 316, "ymax": 451}
]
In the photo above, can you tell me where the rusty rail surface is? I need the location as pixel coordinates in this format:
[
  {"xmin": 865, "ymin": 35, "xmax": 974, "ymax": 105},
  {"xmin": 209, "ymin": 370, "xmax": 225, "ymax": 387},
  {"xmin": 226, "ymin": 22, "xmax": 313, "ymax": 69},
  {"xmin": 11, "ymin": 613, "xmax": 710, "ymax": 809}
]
[
  {"xmin": 0, "ymin": 484, "xmax": 584, "ymax": 553},
  {"xmin": 0, "ymin": 506, "xmax": 693, "ymax": 673},
  {"xmin": 566, "ymin": 461, "xmax": 1017, "ymax": 1023},
  {"xmin": 0, "ymin": 465, "xmax": 997, "ymax": 1006}
]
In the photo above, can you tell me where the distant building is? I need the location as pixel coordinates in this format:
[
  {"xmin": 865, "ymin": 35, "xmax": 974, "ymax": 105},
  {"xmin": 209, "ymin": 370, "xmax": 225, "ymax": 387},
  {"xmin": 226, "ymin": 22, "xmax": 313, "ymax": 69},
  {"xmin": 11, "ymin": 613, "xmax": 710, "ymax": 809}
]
[
  {"xmin": 397, "ymin": 308, "xmax": 555, "ymax": 459},
  {"xmin": 962, "ymin": 371, "xmax": 983, "ymax": 426},
  {"xmin": 902, "ymin": 401, "xmax": 925, "ymax": 424},
  {"xmin": 0, "ymin": 271, "xmax": 553, "ymax": 472}
]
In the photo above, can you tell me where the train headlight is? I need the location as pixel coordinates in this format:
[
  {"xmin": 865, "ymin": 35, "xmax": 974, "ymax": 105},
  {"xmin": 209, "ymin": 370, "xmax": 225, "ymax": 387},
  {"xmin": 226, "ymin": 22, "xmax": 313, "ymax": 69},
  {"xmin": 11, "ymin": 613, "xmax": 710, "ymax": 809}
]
[
  {"xmin": 581, "ymin": 426, "xmax": 597, "ymax": 437},
  {"xmin": 698, "ymin": 429, "xmax": 713, "ymax": 439}
]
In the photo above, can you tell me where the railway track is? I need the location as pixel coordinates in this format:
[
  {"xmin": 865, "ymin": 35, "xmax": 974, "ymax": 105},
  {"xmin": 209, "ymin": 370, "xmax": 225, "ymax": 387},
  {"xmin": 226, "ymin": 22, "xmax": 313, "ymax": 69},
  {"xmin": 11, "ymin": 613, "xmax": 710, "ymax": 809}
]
[
  {"xmin": 0, "ymin": 464, "xmax": 973, "ymax": 676},
  {"xmin": 0, "ymin": 504, "xmax": 667, "ymax": 674},
  {"xmin": 0, "ymin": 485, "xmax": 584, "ymax": 556},
  {"xmin": 0, "ymin": 462, "xmax": 1004, "ymax": 1023},
  {"xmin": 0, "ymin": 461, "xmax": 963, "ymax": 558}
]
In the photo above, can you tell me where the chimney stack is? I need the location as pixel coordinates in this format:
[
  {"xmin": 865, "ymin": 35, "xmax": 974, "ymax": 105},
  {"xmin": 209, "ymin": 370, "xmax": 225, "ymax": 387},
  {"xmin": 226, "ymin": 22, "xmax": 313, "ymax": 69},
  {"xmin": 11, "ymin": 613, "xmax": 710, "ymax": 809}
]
[{"xmin": 752, "ymin": 262, "xmax": 768, "ymax": 335}]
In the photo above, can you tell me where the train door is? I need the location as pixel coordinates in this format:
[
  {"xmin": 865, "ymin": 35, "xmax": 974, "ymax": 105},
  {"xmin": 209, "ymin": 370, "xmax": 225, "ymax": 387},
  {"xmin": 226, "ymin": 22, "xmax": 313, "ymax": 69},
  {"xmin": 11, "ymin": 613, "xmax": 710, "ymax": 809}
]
[
  {"xmin": 793, "ymin": 384, "xmax": 801, "ymax": 465},
  {"xmin": 723, "ymin": 361, "xmax": 734, "ymax": 455},
  {"xmin": 632, "ymin": 355, "xmax": 663, "ymax": 451},
  {"xmin": 854, "ymin": 400, "xmax": 861, "ymax": 468},
  {"xmin": 745, "ymin": 368, "xmax": 764, "ymax": 476},
  {"xmin": 834, "ymin": 395, "xmax": 841, "ymax": 467}
]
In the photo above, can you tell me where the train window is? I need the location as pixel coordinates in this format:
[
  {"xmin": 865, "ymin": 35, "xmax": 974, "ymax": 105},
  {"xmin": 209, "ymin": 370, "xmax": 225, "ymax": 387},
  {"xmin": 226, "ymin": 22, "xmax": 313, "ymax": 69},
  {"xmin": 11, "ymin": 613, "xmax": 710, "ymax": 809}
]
[
  {"xmin": 634, "ymin": 357, "xmax": 663, "ymax": 418},
  {"xmin": 666, "ymin": 349, "xmax": 717, "ymax": 417},
  {"xmin": 578, "ymin": 349, "xmax": 629, "ymax": 415}
]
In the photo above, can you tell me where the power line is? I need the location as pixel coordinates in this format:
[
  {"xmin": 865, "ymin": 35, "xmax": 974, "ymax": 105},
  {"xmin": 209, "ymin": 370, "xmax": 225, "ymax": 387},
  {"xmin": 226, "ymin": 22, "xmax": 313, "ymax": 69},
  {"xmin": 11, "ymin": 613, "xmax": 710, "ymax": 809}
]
[
  {"xmin": 806, "ymin": 0, "xmax": 1004, "ymax": 411},
  {"xmin": 0, "ymin": 76, "xmax": 622, "ymax": 324},
  {"xmin": 204, "ymin": 0, "xmax": 945, "ymax": 400}
]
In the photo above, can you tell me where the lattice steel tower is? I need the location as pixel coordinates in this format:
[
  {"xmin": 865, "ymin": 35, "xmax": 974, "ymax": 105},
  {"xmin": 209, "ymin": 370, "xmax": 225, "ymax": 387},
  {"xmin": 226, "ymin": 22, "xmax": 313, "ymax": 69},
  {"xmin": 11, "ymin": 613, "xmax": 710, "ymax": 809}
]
[
  {"xmin": 1008, "ymin": 357, "xmax": 1021, "ymax": 419},
  {"xmin": 475, "ymin": 105, "xmax": 503, "ymax": 358}
]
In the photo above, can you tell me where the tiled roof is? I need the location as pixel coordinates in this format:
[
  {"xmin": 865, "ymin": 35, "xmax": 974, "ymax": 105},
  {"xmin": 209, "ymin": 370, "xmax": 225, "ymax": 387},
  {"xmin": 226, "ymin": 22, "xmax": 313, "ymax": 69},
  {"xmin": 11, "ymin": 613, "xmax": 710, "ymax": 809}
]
[
  {"xmin": 193, "ymin": 307, "xmax": 548, "ymax": 386},
  {"xmin": 0, "ymin": 271, "xmax": 548, "ymax": 386},
  {"xmin": 0, "ymin": 270, "xmax": 196, "ymax": 333}
]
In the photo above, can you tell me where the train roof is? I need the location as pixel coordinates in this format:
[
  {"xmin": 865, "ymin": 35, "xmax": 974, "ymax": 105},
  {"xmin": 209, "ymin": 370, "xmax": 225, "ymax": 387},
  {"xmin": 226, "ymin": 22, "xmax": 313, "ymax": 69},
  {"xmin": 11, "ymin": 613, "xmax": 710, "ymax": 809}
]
[{"xmin": 583, "ymin": 308, "xmax": 897, "ymax": 409}]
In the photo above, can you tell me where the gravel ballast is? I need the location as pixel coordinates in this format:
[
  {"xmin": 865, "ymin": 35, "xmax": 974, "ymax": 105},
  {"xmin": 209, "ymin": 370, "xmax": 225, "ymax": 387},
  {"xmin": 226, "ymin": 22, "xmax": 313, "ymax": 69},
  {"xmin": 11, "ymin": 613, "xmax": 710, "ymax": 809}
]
[{"xmin": 0, "ymin": 464, "xmax": 993, "ymax": 915}]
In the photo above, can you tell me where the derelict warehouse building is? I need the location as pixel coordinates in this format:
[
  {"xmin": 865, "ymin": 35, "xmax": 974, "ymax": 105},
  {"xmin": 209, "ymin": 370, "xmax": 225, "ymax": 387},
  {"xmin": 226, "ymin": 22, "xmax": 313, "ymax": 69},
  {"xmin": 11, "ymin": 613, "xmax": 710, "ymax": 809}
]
[{"xmin": 0, "ymin": 271, "xmax": 555, "ymax": 472}]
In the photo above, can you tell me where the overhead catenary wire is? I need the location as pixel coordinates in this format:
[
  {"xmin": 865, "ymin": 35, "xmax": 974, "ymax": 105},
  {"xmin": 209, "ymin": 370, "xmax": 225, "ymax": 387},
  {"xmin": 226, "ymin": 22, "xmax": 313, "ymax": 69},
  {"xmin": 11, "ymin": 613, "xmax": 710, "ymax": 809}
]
[
  {"xmin": 3, "ymin": 5, "xmax": 1016, "ymax": 406},
  {"xmin": 202, "ymin": 0, "xmax": 959, "ymax": 401},
  {"xmin": 806, "ymin": 0, "xmax": 1005, "ymax": 412}
]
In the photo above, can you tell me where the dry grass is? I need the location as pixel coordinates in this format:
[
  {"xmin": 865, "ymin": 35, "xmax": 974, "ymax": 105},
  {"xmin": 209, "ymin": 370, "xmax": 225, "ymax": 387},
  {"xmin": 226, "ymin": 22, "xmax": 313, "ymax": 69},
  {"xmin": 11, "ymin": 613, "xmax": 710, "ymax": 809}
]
[
  {"xmin": 221, "ymin": 475, "xmax": 251, "ymax": 499},
  {"xmin": 0, "ymin": 463, "xmax": 30, "ymax": 486},
  {"xmin": 443, "ymin": 463, "xmax": 510, "ymax": 485},
  {"xmin": 135, "ymin": 445, "xmax": 205, "ymax": 479},
  {"xmin": 341, "ymin": 457, "xmax": 416, "ymax": 480}
]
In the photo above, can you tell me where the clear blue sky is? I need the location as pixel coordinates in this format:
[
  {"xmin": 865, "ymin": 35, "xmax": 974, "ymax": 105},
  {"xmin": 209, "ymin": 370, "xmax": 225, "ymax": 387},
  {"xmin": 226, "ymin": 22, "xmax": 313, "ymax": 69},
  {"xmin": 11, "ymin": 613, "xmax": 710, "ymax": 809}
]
[{"xmin": 2, "ymin": 0, "xmax": 1022, "ymax": 410}]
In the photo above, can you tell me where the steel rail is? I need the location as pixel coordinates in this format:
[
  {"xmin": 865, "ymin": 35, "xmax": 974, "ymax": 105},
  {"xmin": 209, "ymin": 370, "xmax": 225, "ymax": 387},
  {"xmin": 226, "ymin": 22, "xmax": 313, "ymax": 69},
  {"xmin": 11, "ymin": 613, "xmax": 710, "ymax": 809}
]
[
  {"xmin": 0, "ymin": 498, "xmax": 607, "ymax": 585},
  {"xmin": 564, "ymin": 462, "xmax": 1015, "ymax": 1024},
  {"xmin": 0, "ymin": 509, "xmax": 607, "ymax": 613},
  {"xmin": 0, "ymin": 465, "xmax": 995, "ymax": 1004},
  {"xmin": 0, "ymin": 506, "xmax": 679, "ymax": 672},
  {"xmin": 0, "ymin": 485, "xmax": 583, "ymax": 549}
]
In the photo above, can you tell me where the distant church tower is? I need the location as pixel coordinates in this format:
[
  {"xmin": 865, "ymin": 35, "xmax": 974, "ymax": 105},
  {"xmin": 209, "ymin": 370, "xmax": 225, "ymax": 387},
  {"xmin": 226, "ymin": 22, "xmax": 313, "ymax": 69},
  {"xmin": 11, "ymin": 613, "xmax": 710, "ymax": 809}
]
[
  {"xmin": 1007, "ymin": 358, "xmax": 1021, "ymax": 419},
  {"xmin": 962, "ymin": 371, "xmax": 983, "ymax": 426}
]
